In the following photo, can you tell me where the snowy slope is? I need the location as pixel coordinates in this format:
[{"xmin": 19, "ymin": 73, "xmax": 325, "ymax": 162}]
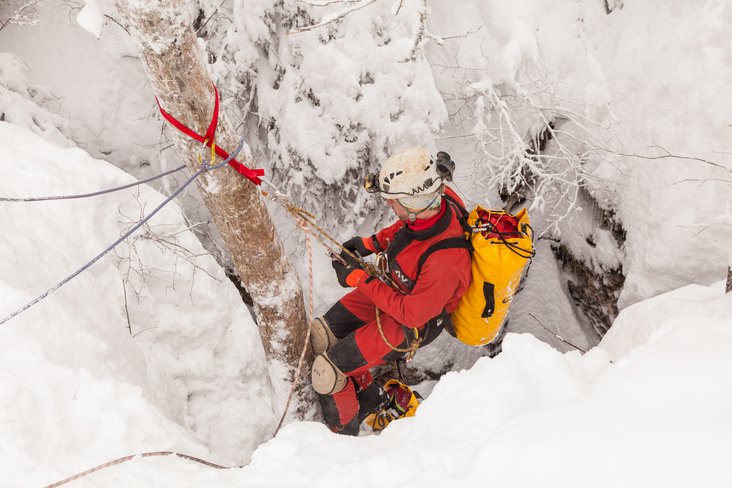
[
  {"xmin": 29, "ymin": 278, "xmax": 732, "ymax": 487},
  {"xmin": 0, "ymin": 122, "xmax": 274, "ymax": 485},
  {"xmin": 0, "ymin": 0, "xmax": 161, "ymax": 173}
]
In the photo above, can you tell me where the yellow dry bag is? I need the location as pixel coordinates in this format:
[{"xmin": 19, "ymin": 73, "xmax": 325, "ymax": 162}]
[{"xmin": 450, "ymin": 205, "xmax": 534, "ymax": 347}]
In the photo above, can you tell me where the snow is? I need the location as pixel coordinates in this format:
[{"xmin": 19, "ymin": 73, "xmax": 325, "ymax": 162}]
[
  {"xmin": 1, "ymin": 0, "xmax": 732, "ymax": 486},
  {"xmin": 14, "ymin": 274, "xmax": 732, "ymax": 487},
  {"xmin": 583, "ymin": 0, "xmax": 732, "ymax": 307},
  {"xmin": 0, "ymin": 122, "xmax": 274, "ymax": 484},
  {"xmin": 0, "ymin": 0, "xmax": 162, "ymax": 175},
  {"xmin": 76, "ymin": 0, "xmax": 105, "ymax": 39}
]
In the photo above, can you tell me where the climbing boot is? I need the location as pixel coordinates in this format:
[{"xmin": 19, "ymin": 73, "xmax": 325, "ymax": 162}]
[
  {"xmin": 310, "ymin": 316, "xmax": 337, "ymax": 356},
  {"xmin": 357, "ymin": 381, "xmax": 390, "ymax": 424}
]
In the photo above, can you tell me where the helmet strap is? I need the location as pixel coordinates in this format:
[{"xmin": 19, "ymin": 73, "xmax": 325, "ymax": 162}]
[{"xmin": 396, "ymin": 192, "xmax": 442, "ymax": 224}]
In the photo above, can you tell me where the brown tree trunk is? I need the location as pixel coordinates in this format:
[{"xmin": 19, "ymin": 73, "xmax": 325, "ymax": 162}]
[{"xmin": 115, "ymin": 1, "xmax": 309, "ymax": 400}]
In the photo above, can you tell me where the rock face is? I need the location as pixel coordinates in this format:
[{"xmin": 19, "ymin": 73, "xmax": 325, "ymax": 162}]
[
  {"xmin": 552, "ymin": 244, "xmax": 624, "ymax": 340},
  {"xmin": 552, "ymin": 189, "xmax": 627, "ymax": 342}
]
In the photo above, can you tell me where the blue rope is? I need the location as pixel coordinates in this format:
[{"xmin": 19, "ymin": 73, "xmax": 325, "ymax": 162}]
[
  {"xmin": 0, "ymin": 164, "xmax": 187, "ymax": 202},
  {"xmin": 0, "ymin": 139, "xmax": 245, "ymax": 327}
]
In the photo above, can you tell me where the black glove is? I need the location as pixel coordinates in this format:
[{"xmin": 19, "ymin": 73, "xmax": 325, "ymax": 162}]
[
  {"xmin": 342, "ymin": 236, "xmax": 373, "ymax": 257},
  {"xmin": 435, "ymin": 151, "xmax": 455, "ymax": 182},
  {"xmin": 332, "ymin": 251, "xmax": 367, "ymax": 288}
]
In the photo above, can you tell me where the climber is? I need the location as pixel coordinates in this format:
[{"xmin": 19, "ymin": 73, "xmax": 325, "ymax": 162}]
[{"xmin": 309, "ymin": 146, "xmax": 472, "ymax": 435}]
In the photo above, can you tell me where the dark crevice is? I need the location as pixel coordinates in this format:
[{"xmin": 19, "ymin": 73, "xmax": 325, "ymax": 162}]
[
  {"xmin": 499, "ymin": 120, "xmax": 627, "ymax": 339},
  {"xmin": 224, "ymin": 265, "xmax": 254, "ymax": 306},
  {"xmin": 192, "ymin": 8, "xmax": 206, "ymax": 34},
  {"xmin": 553, "ymin": 243, "xmax": 624, "ymax": 339},
  {"xmin": 604, "ymin": 0, "xmax": 624, "ymax": 15},
  {"xmin": 551, "ymin": 189, "xmax": 627, "ymax": 339},
  {"xmin": 224, "ymin": 265, "xmax": 256, "ymax": 319},
  {"xmin": 372, "ymin": 359, "xmax": 444, "ymax": 386}
]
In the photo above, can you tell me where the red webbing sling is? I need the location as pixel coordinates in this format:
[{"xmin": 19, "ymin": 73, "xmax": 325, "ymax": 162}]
[{"xmin": 156, "ymin": 84, "xmax": 264, "ymax": 185}]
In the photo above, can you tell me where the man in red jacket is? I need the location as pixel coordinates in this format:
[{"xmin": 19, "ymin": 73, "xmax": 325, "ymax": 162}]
[{"xmin": 310, "ymin": 147, "xmax": 472, "ymax": 435}]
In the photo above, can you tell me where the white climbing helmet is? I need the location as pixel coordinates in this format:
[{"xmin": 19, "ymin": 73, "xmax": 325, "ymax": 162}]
[{"xmin": 378, "ymin": 147, "xmax": 443, "ymax": 207}]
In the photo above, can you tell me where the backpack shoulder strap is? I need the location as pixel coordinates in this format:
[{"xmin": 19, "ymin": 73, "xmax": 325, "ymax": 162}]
[
  {"xmin": 442, "ymin": 193, "xmax": 472, "ymax": 235},
  {"xmin": 411, "ymin": 197, "xmax": 474, "ymax": 283},
  {"xmin": 415, "ymin": 237, "xmax": 471, "ymax": 279}
]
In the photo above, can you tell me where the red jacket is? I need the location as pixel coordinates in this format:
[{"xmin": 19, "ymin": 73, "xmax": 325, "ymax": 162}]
[{"xmin": 357, "ymin": 188, "xmax": 471, "ymax": 328}]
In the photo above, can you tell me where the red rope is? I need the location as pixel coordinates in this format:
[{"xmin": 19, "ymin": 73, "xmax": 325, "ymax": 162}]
[{"xmin": 155, "ymin": 84, "xmax": 264, "ymax": 185}]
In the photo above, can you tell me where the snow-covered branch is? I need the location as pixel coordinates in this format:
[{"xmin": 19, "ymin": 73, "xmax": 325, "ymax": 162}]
[
  {"xmin": 298, "ymin": 0, "xmax": 365, "ymax": 6},
  {"xmin": 0, "ymin": 0, "xmax": 40, "ymax": 32},
  {"xmin": 399, "ymin": 0, "xmax": 427, "ymax": 63},
  {"xmin": 464, "ymin": 72, "xmax": 608, "ymax": 232},
  {"xmin": 289, "ymin": 0, "xmax": 377, "ymax": 34}
]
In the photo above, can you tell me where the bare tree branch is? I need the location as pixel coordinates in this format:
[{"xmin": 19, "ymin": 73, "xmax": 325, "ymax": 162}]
[
  {"xmin": 430, "ymin": 25, "xmax": 484, "ymax": 43},
  {"xmin": 132, "ymin": 326, "xmax": 158, "ymax": 338},
  {"xmin": 289, "ymin": 0, "xmax": 377, "ymax": 34},
  {"xmin": 672, "ymin": 177, "xmax": 732, "ymax": 186},
  {"xmin": 592, "ymin": 144, "xmax": 730, "ymax": 171},
  {"xmin": 104, "ymin": 14, "xmax": 130, "ymax": 35},
  {"xmin": 395, "ymin": 0, "xmax": 404, "ymax": 15},
  {"xmin": 195, "ymin": 0, "xmax": 226, "ymax": 34},
  {"xmin": 122, "ymin": 279, "xmax": 133, "ymax": 335}
]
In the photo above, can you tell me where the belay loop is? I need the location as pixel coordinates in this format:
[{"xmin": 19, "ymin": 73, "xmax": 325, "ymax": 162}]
[{"xmin": 156, "ymin": 83, "xmax": 264, "ymax": 185}]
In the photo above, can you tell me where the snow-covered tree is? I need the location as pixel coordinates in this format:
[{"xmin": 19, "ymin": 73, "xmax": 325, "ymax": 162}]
[
  {"xmin": 113, "ymin": 0, "xmax": 309, "ymax": 401},
  {"xmin": 203, "ymin": 0, "xmax": 447, "ymax": 237}
]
